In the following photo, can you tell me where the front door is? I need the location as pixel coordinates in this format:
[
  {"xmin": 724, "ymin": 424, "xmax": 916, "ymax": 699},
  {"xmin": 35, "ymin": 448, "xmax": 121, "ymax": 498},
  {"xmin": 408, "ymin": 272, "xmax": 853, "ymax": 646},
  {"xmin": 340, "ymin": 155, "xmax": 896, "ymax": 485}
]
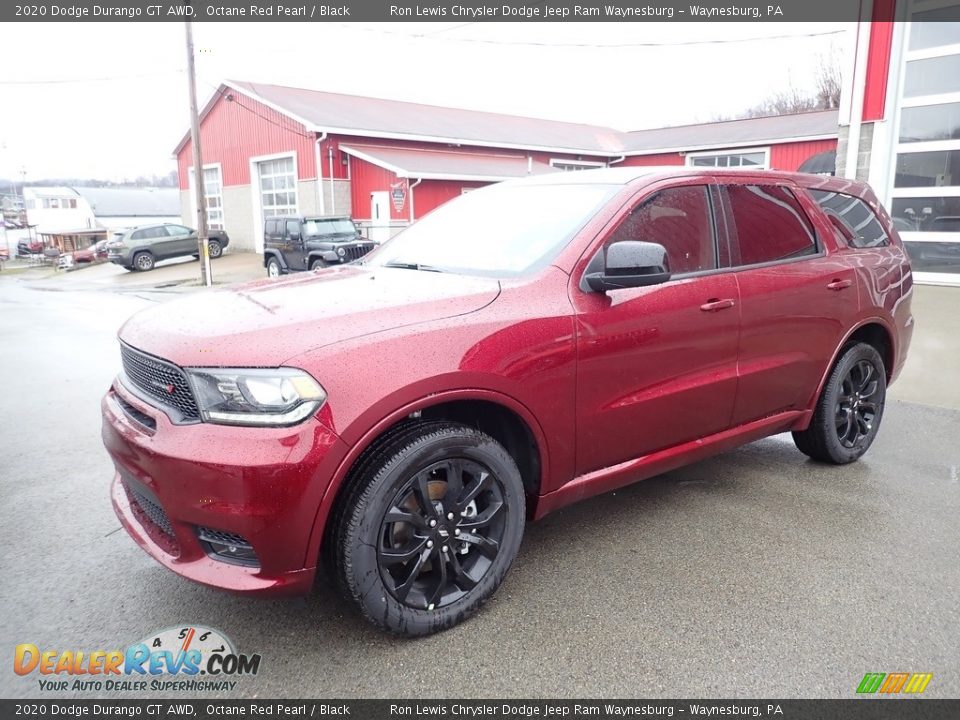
[
  {"xmin": 284, "ymin": 219, "xmax": 307, "ymax": 270},
  {"xmin": 370, "ymin": 191, "xmax": 391, "ymax": 242},
  {"xmin": 572, "ymin": 182, "xmax": 740, "ymax": 475}
]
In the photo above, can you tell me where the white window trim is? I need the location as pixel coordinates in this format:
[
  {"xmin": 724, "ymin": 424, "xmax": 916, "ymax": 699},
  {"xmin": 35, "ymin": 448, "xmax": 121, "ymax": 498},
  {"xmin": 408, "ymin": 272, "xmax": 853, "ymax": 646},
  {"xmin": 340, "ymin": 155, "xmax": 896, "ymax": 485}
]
[
  {"xmin": 548, "ymin": 158, "xmax": 606, "ymax": 170},
  {"xmin": 248, "ymin": 151, "xmax": 298, "ymax": 254},
  {"xmin": 187, "ymin": 162, "xmax": 225, "ymax": 231},
  {"xmin": 685, "ymin": 147, "xmax": 771, "ymax": 170}
]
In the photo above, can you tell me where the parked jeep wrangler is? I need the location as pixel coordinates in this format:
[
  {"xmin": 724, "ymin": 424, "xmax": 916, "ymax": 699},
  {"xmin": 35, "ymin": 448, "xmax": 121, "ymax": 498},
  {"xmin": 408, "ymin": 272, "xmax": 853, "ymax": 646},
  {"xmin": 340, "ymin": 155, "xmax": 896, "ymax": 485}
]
[{"xmin": 263, "ymin": 216, "xmax": 376, "ymax": 277}]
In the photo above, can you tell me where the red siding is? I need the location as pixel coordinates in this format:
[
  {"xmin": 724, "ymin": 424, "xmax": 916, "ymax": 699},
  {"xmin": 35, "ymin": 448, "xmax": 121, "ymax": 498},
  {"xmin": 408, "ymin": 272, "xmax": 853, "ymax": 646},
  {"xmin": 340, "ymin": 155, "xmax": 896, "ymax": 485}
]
[
  {"xmin": 414, "ymin": 180, "xmax": 486, "ymax": 218},
  {"xmin": 862, "ymin": 1, "xmax": 896, "ymax": 122},
  {"xmin": 348, "ymin": 157, "xmax": 404, "ymax": 222},
  {"xmin": 178, "ymin": 92, "xmax": 317, "ymax": 189},
  {"xmin": 620, "ymin": 153, "xmax": 685, "ymax": 166},
  {"xmin": 769, "ymin": 139, "xmax": 838, "ymax": 171}
]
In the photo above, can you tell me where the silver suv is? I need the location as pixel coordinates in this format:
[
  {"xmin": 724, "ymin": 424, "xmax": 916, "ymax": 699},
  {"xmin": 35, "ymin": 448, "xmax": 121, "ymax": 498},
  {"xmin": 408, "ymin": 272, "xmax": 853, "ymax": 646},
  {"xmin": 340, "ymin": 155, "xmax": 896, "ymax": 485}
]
[{"xmin": 106, "ymin": 223, "xmax": 230, "ymax": 272}]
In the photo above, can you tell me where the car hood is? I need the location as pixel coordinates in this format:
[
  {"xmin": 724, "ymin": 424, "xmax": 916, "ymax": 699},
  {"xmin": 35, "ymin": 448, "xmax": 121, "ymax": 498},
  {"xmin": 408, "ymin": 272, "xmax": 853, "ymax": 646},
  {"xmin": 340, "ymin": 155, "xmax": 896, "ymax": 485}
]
[{"xmin": 118, "ymin": 265, "xmax": 501, "ymax": 367}]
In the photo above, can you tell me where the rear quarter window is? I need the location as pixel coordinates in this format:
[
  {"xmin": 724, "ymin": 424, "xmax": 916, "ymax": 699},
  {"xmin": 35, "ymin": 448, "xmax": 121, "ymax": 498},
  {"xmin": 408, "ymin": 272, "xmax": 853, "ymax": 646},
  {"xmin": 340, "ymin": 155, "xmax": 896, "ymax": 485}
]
[{"xmin": 808, "ymin": 190, "xmax": 890, "ymax": 248}]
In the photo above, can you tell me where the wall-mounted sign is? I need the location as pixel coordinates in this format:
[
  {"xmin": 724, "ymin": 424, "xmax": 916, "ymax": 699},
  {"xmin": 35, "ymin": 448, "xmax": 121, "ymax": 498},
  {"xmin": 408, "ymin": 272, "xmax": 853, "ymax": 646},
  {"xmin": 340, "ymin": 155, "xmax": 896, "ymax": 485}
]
[{"xmin": 390, "ymin": 181, "xmax": 407, "ymax": 213}]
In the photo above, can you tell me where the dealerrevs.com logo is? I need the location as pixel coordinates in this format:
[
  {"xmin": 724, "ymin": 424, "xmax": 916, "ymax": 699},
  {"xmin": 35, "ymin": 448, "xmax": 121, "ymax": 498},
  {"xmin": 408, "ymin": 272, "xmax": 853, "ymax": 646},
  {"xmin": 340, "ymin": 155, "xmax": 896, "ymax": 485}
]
[{"xmin": 14, "ymin": 626, "xmax": 261, "ymax": 693}]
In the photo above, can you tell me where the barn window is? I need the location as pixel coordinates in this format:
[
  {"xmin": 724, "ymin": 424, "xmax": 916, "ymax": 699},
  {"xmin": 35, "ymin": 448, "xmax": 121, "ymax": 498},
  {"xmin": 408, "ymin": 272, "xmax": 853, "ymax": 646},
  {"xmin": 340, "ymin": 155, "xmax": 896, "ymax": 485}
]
[
  {"xmin": 202, "ymin": 166, "xmax": 224, "ymax": 230},
  {"xmin": 686, "ymin": 148, "xmax": 770, "ymax": 169},
  {"xmin": 257, "ymin": 155, "xmax": 297, "ymax": 219}
]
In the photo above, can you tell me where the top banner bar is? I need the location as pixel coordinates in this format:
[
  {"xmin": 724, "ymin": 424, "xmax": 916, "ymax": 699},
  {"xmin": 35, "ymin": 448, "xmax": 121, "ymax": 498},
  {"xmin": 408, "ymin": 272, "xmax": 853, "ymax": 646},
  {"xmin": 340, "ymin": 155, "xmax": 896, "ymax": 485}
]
[{"xmin": 7, "ymin": 0, "xmax": 960, "ymax": 23}]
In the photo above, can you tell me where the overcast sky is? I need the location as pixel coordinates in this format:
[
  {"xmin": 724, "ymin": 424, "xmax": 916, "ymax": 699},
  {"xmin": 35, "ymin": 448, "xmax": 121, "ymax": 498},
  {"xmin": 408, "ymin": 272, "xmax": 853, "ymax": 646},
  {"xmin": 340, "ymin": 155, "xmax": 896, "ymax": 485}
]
[{"xmin": 0, "ymin": 21, "xmax": 846, "ymax": 181}]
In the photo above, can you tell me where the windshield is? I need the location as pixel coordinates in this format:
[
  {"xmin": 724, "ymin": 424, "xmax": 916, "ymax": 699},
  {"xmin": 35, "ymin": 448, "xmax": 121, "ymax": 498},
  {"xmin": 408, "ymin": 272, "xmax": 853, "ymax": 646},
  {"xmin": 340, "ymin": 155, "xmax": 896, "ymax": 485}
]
[
  {"xmin": 366, "ymin": 183, "xmax": 619, "ymax": 277},
  {"xmin": 304, "ymin": 219, "xmax": 356, "ymax": 237}
]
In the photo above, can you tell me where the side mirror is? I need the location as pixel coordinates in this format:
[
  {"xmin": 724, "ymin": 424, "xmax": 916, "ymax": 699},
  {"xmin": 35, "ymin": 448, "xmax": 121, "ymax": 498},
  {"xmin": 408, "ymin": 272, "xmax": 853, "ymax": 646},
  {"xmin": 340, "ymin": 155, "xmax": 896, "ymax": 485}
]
[{"xmin": 584, "ymin": 240, "xmax": 671, "ymax": 292}]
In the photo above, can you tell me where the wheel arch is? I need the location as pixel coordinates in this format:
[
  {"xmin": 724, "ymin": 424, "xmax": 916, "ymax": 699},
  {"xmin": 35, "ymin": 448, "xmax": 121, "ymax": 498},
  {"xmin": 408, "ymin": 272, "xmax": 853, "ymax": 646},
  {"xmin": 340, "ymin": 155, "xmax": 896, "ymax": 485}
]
[
  {"xmin": 263, "ymin": 249, "xmax": 286, "ymax": 269},
  {"xmin": 800, "ymin": 318, "xmax": 895, "ymax": 428},
  {"xmin": 307, "ymin": 389, "xmax": 548, "ymax": 569}
]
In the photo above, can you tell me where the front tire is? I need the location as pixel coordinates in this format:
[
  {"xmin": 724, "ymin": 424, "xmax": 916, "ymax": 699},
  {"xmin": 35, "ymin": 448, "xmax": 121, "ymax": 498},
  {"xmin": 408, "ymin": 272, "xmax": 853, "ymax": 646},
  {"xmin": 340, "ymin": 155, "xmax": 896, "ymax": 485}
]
[
  {"xmin": 792, "ymin": 342, "xmax": 886, "ymax": 464},
  {"xmin": 309, "ymin": 257, "xmax": 327, "ymax": 271},
  {"xmin": 332, "ymin": 422, "xmax": 525, "ymax": 636},
  {"xmin": 207, "ymin": 239, "xmax": 223, "ymax": 258}
]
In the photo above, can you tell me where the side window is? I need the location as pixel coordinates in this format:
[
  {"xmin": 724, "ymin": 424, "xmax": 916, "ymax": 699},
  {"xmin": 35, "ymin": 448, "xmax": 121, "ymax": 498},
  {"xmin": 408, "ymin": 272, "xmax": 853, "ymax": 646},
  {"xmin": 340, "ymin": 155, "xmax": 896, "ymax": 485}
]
[
  {"xmin": 808, "ymin": 190, "xmax": 890, "ymax": 248},
  {"xmin": 606, "ymin": 185, "xmax": 716, "ymax": 274},
  {"xmin": 130, "ymin": 229, "xmax": 145, "ymax": 241},
  {"xmin": 285, "ymin": 220, "xmax": 301, "ymax": 237},
  {"xmin": 725, "ymin": 185, "xmax": 817, "ymax": 266},
  {"xmin": 164, "ymin": 225, "xmax": 189, "ymax": 236},
  {"xmin": 265, "ymin": 220, "xmax": 276, "ymax": 235},
  {"xmin": 146, "ymin": 227, "xmax": 167, "ymax": 239}
]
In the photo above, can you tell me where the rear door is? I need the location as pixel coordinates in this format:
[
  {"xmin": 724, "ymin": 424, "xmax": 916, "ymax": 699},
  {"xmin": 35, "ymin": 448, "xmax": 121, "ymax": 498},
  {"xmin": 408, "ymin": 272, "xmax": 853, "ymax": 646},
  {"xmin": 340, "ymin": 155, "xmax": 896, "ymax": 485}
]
[{"xmin": 717, "ymin": 178, "xmax": 860, "ymax": 425}]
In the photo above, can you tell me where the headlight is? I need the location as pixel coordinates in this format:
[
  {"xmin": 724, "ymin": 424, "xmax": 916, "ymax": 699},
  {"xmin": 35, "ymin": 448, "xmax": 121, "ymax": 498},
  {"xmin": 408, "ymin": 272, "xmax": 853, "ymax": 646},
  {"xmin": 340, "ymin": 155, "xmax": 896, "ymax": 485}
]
[{"xmin": 185, "ymin": 367, "xmax": 326, "ymax": 427}]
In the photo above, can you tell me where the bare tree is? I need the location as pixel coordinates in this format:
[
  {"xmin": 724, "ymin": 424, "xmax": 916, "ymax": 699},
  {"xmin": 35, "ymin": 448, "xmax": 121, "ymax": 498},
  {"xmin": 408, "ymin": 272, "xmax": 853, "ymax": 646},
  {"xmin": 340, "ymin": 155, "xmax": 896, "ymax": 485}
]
[{"xmin": 714, "ymin": 50, "xmax": 842, "ymax": 120}]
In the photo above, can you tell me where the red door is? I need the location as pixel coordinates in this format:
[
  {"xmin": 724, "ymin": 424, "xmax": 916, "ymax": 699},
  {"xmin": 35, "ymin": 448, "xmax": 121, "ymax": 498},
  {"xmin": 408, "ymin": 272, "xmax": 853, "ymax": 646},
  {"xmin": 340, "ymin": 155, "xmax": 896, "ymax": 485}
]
[
  {"xmin": 570, "ymin": 182, "xmax": 740, "ymax": 476},
  {"xmin": 717, "ymin": 180, "xmax": 860, "ymax": 425}
]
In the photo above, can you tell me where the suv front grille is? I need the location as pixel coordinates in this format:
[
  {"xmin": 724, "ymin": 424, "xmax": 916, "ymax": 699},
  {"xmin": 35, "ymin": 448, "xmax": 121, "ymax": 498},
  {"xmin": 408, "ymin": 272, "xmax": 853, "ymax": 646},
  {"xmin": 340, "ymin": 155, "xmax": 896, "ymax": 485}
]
[
  {"xmin": 344, "ymin": 244, "xmax": 373, "ymax": 262},
  {"xmin": 120, "ymin": 343, "xmax": 200, "ymax": 422}
]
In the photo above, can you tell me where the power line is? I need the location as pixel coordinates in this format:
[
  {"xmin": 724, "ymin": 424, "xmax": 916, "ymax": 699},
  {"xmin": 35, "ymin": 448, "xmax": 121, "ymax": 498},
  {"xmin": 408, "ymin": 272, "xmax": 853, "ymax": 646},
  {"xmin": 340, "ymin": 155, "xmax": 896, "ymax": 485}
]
[
  {"xmin": 0, "ymin": 69, "xmax": 184, "ymax": 86},
  {"xmin": 201, "ymin": 81, "xmax": 315, "ymax": 140},
  {"xmin": 337, "ymin": 25, "xmax": 845, "ymax": 48}
]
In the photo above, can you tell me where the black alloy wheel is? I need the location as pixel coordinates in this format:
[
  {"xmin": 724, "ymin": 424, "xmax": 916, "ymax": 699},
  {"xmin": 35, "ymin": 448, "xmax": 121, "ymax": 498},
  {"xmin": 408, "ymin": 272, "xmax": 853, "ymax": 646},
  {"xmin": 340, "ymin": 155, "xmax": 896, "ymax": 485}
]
[
  {"xmin": 207, "ymin": 239, "xmax": 223, "ymax": 258},
  {"xmin": 834, "ymin": 359, "xmax": 881, "ymax": 449},
  {"xmin": 378, "ymin": 457, "xmax": 506, "ymax": 610},
  {"xmin": 792, "ymin": 342, "xmax": 887, "ymax": 464},
  {"xmin": 331, "ymin": 421, "xmax": 525, "ymax": 636}
]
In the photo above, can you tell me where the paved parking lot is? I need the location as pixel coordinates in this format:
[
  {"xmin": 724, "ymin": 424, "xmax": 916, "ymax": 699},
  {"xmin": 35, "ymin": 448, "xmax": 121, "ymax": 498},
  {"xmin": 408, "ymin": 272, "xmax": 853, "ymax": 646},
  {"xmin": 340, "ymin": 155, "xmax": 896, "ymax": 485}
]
[{"xmin": 0, "ymin": 276, "xmax": 957, "ymax": 699}]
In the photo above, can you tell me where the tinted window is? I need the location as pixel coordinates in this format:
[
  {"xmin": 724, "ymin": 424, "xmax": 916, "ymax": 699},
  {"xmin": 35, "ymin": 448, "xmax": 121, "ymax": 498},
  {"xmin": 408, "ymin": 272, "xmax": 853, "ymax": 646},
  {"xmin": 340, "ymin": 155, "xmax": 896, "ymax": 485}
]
[
  {"xmin": 165, "ymin": 225, "xmax": 190, "ymax": 236},
  {"xmin": 130, "ymin": 229, "xmax": 145, "ymax": 241},
  {"xmin": 809, "ymin": 190, "xmax": 889, "ymax": 248},
  {"xmin": 265, "ymin": 220, "xmax": 277, "ymax": 235},
  {"xmin": 725, "ymin": 185, "xmax": 817, "ymax": 266},
  {"xmin": 285, "ymin": 220, "xmax": 301, "ymax": 237},
  {"xmin": 145, "ymin": 227, "xmax": 167, "ymax": 239},
  {"xmin": 607, "ymin": 186, "xmax": 716, "ymax": 274}
]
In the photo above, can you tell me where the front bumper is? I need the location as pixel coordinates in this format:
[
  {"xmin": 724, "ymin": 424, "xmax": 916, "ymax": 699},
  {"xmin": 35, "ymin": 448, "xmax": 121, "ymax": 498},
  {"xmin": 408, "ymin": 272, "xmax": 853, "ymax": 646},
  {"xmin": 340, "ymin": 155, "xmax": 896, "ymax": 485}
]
[{"xmin": 102, "ymin": 380, "xmax": 348, "ymax": 596}]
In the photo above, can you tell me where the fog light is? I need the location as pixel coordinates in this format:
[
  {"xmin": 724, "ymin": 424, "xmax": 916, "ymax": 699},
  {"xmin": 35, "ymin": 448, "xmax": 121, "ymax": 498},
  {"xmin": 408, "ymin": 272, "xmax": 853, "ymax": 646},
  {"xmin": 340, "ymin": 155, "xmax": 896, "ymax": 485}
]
[{"xmin": 197, "ymin": 527, "xmax": 259, "ymax": 567}]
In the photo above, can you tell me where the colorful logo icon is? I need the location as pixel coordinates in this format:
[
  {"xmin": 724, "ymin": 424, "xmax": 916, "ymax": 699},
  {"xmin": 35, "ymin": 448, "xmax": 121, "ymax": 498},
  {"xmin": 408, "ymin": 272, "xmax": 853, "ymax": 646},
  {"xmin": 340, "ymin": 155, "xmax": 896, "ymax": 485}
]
[{"xmin": 857, "ymin": 672, "xmax": 933, "ymax": 694}]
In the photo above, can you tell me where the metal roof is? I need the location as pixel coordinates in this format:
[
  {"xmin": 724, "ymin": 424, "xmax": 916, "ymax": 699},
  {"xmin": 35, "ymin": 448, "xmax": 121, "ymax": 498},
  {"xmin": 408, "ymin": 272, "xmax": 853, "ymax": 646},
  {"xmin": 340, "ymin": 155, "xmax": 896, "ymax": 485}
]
[
  {"xmin": 73, "ymin": 187, "xmax": 180, "ymax": 217},
  {"xmin": 176, "ymin": 81, "xmax": 840, "ymax": 159},
  {"xmin": 621, "ymin": 110, "xmax": 840, "ymax": 154},
  {"xmin": 226, "ymin": 81, "xmax": 625, "ymax": 154},
  {"xmin": 340, "ymin": 144, "xmax": 559, "ymax": 181}
]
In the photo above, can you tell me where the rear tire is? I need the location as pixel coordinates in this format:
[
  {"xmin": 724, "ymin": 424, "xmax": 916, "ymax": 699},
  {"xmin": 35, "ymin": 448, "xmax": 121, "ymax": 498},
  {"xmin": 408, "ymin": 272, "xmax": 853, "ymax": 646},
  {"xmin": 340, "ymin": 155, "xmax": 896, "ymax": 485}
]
[
  {"xmin": 332, "ymin": 422, "xmax": 525, "ymax": 636},
  {"xmin": 792, "ymin": 342, "xmax": 886, "ymax": 464},
  {"xmin": 132, "ymin": 252, "xmax": 154, "ymax": 272},
  {"xmin": 266, "ymin": 257, "xmax": 282, "ymax": 278}
]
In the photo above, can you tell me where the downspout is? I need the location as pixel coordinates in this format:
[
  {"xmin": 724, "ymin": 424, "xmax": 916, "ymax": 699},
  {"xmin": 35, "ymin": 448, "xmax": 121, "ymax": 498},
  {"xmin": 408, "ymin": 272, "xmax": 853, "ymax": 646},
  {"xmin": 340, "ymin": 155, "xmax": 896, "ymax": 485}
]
[
  {"xmin": 408, "ymin": 178, "xmax": 422, "ymax": 224},
  {"xmin": 314, "ymin": 133, "xmax": 326, "ymax": 215},
  {"xmin": 328, "ymin": 147, "xmax": 336, "ymax": 214},
  {"xmin": 607, "ymin": 155, "xmax": 626, "ymax": 167}
]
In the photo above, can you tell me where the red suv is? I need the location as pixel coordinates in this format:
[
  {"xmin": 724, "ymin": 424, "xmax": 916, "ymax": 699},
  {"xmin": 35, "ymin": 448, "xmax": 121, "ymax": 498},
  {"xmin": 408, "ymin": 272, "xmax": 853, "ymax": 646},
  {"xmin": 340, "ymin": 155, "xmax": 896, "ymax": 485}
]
[{"xmin": 102, "ymin": 168, "xmax": 913, "ymax": 636}]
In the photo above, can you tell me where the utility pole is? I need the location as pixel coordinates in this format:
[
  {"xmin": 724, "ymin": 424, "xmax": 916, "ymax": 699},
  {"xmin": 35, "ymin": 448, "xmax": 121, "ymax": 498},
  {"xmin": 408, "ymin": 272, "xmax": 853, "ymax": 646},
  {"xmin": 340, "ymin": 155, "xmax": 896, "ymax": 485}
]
[{"xmin": 185, "ymin": 19, "xmax": 212, "ymax": 286}]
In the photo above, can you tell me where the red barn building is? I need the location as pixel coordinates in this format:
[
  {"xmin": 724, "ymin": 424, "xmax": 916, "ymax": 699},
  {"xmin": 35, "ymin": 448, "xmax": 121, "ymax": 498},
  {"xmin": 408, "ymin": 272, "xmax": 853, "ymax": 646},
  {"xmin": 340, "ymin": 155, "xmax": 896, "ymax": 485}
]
[{"xmin": 174, "ymin": 80, "xmax": 839, "ymax": 254}]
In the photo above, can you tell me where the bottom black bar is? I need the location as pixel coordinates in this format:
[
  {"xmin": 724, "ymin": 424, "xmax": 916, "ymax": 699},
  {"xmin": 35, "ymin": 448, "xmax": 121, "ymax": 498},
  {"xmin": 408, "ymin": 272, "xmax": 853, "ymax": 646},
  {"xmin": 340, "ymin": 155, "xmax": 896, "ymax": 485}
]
[{"xmin": 2, "ymin": 700, "xmax": 958, "ymax": 720}]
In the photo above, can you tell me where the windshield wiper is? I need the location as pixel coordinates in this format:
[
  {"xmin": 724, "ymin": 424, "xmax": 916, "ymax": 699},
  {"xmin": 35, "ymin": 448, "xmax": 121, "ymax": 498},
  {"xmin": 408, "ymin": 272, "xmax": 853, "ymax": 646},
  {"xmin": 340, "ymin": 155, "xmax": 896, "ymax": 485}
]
[{"xmin": 383, "ymin": 260, "xmax": 446, "ymax": 273}]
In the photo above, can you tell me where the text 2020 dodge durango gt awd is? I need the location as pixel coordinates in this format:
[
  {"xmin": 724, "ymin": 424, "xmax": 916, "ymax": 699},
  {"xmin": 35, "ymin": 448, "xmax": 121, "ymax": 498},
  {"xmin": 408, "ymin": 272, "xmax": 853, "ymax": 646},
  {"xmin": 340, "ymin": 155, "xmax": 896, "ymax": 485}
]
[{"xmin": 102, "ymin": 168, "xmax": 913, "ymax": 636}]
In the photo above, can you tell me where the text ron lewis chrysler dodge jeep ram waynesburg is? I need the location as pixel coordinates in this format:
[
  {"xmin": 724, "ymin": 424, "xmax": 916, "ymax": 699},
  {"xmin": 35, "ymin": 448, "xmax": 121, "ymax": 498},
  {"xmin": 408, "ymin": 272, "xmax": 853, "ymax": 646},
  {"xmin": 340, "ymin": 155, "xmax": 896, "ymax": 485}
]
[{"xmin": 102, "ymin": 168, "xmax": 913, "ymax": 636}]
